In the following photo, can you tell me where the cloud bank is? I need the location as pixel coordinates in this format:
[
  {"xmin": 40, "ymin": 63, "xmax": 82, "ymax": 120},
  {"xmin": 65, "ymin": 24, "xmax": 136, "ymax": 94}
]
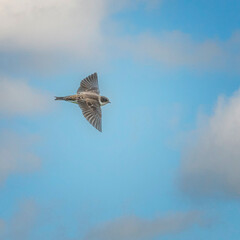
[
  {"xmin": 0, "ymin": 0, "xmax": 106, "ymax": 58},
  {"xmin": 0, "ymin": 0, "xmax": 239, "ymax": 73},
  {"xmin": 180, "ymin": 88, "xmax": 240, "ymax": 198}
]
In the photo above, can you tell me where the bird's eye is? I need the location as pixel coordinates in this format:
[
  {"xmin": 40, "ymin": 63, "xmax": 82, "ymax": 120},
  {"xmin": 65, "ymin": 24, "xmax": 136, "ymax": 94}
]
[{"xmin": 101, "ymin": 97, "xmax": 108, "ymax": 102}]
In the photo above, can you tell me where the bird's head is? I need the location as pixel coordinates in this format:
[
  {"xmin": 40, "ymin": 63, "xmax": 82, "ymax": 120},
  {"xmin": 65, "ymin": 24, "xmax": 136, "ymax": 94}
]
[{"xmin": 100, "ymin": 96, "xmax": 111, "ymax": 106}]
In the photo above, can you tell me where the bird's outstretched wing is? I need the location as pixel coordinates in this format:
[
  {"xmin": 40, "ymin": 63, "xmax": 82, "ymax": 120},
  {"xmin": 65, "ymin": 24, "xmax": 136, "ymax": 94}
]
[
  {"xmin": 78, "ymin": 101, "xmax": 102, "ymax": 132},
  {"xmin": 77, "ymin": 73, "xmax": 100, "ymax": 94}
]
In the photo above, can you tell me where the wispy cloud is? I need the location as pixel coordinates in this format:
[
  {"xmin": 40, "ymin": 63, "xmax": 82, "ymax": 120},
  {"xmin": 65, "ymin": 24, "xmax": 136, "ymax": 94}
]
[
  {"xmin": 0, "ymin": 200, "xmax": 38, "ymax": 240},
  {"xmin": 0, "ymin": 132, "xmax": 41, "ymax": 185},
  {"xmin": 121, "ymin": 30, "xmax": 240, "ymax": 72},
  {"xmin": 0, "ymin": 78, "xmax": 50, "ymax": 116},
  {"xmin": 179, "ymin": 88, "xmax": 240, "ymax": 199},
  {"xmin": 84, "ymin": 211, "xmax": 205, "ymax": 240}
]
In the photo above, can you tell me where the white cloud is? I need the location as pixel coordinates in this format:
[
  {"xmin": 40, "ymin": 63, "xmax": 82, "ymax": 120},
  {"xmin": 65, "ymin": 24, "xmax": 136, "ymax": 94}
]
[
  {"xmin": 0, "ymin": 132, "xmax": 41, "ymax": 185},
  {"xmin": 0, "ymin": 0, "xmax": 107, "ymax": 59},
  {"xmin": 0, "ymin": 0, "xmax": 239, "ymax": 72},
  {"xmin": 0, "ymin": 78, "xmax": 50, "ymax": 115},
  {"xmin": 0, "ymin": 0, "xmax": 161, "ymax": 57},
  {"xmin": 179, "ymin": 88, "xmax": 240, "ymax": 198},
  {"xmin": 84, "ymin": 211, "xmax": 204, "ymax": 240},
  {"xmin": 0, "ymin": 200, "xmax": 38, "ymax": 240}
]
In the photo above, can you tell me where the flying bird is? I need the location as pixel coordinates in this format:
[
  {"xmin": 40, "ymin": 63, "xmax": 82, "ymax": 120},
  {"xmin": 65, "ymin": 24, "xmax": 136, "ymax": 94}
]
[{"xmin": 55, "ymin": 73, "xmax": 110, "ymax": 132}]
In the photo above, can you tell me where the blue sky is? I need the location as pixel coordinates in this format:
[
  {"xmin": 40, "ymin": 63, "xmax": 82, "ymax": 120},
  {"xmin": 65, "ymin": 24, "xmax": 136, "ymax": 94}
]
[{"xmin": 0, "ymin": 0, "xmax": 240, "ymax": 239}]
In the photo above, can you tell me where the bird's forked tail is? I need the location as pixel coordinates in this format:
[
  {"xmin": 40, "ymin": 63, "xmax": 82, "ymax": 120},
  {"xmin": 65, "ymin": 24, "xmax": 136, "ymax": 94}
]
[{"xmin": 55, "ymin": 96, "xmax": 65, "ymax": 100}]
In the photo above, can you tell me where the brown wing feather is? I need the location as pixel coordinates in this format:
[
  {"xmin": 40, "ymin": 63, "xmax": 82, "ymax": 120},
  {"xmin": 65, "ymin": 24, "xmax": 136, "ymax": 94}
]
[
  {"xmin": 77, "ymin": 73, "xmax": 100, "ymax": 94},
  {"xmin": 78, "ymin": 101, "xmax": 102, "ymax": 132}
]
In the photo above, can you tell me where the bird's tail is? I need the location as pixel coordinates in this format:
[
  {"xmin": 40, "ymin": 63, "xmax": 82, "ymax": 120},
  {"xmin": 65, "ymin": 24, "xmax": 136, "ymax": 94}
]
[{"xmin": 55, "ymin": 96, "xmax": 65, "ymax": 100}]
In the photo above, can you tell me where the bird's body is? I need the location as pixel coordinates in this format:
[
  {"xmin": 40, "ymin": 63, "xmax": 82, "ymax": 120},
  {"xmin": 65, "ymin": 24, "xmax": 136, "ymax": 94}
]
[{"xmin": 55, "ymin": 73, "xmax": 110, "ymax": 132}]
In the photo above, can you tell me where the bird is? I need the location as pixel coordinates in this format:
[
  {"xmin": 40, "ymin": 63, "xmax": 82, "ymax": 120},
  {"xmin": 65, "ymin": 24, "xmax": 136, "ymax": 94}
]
[{"xmin": 55, "ymin": 72, "xmax": 110, "ymax": 132}]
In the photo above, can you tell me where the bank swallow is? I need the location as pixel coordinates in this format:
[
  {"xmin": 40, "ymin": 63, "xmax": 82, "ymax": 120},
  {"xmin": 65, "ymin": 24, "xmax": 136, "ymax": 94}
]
[{"xmin": 55, "ymin": 73, "xmax": 110, "ymax": 132}]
